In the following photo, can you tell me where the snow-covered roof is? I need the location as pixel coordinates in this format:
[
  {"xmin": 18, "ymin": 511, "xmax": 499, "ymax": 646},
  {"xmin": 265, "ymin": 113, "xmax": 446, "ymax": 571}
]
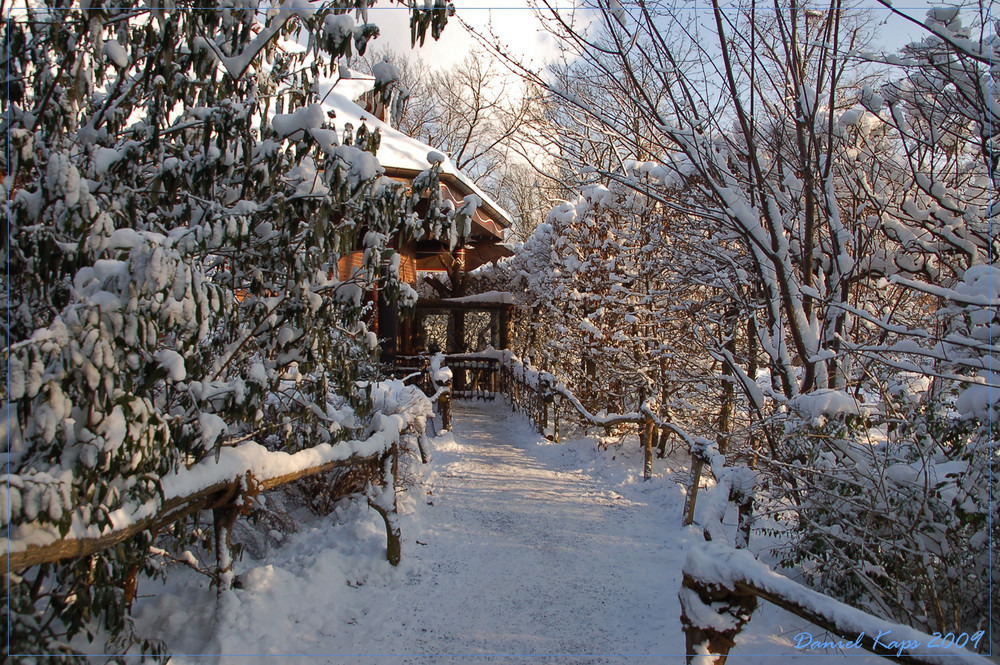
[
  {"xmin": 321, "ymin": 72, "xmax": 513, "ymax": 230},
  {"xmin": 328, "ymin": 71, "xmax": 376, "ymax": 102},
  {"xmin": 439, "ymin": 291, "xmax": 515, "ymax": 305}
]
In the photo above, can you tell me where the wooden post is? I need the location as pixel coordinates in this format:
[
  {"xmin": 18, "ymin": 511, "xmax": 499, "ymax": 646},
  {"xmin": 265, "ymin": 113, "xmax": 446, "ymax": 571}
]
[
  {"xmin": 642, "ymin": 414, "xmax": 656, "ymax": 480},
  {"xmin": 368, "ymin": 445, "xmax": 402, "ymax": 566},
  {"xmin": 438, "ymin": 381, "xmax": 452, "ymax": 431},
  {"xmin": 511, "ymin": 372, "xmax": 518, "ymax": 411},
  {"xmin": 213, "ymin": 503, "xmax": 240, "ymax": 593},
  {"xmin": 416, "ymin": 433, "xmax": 430, "ymax": 464},
  {"xmin": 683, "ymin": 459, "xmax": 704, "ymax": 526},
  {"xmin": 679, "ymin": 572, "xmax": 757, "ymax": 664}
]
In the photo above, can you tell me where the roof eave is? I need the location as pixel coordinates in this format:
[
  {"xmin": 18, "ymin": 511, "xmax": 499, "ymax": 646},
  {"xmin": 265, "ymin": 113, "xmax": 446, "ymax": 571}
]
[{"xmin": 381, "ymin": 166, "xmax": 514, "ymax": 230}]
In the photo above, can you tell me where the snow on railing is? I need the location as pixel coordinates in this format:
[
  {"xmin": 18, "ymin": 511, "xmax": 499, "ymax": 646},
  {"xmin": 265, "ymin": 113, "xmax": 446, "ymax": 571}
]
[
  {"xmin": 456, "ymin": 349, "xmax": 695, "ymax": 481},
  {"xmin": 392, "ymin": 352, "xmax": 453, "ymax": 445},
  {"xmin": 445, "ymin": 350, "xmax": 757, "ymax": 544},
  {"xmin": 680, "ymin": 540, "xmax": 991, "ymax": 665},
  {"xmin": 2, "ymin": 380, "xmax": 435, "ymax": 572}
]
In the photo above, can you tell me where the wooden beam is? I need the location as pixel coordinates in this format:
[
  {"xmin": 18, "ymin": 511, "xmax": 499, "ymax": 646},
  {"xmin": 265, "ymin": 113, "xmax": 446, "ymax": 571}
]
[
  {"xmin": 416, "ymin": 300, "xmax": 516, "ymax": 312},
  {"xmin": 680, "ymin": 542, "xmax": 992, "ymax": 665},
  {"xmin": 732, "ymin": 580, "xmax": 986, "ymax": 664},
  {"xmin": 3, "ymin": 454, "xmax": 382, "ymax": 573}
]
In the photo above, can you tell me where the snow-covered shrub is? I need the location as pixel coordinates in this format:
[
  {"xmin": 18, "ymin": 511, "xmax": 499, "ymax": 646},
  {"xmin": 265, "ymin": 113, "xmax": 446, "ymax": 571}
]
[
  {"xmin": 498, "ymin": 178, "xmax": 730, "ymax": 446},
  {"xmin": 2, "ymin": 2, "xmax": 451, "ymax": 657},
  {"xmin": 771, "ymin": 259, "xmax": 997, "ymax": 649},
  {"xmin": 773, "ymin": 394, "xmax": 995, "ymax": 648}
]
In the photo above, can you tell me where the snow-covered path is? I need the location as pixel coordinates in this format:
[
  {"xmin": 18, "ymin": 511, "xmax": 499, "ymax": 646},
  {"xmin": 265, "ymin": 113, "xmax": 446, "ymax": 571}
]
[
  {"xmin": 366, "ymin": 400, "xmax": 679, "ymax": 660},
  {"xmin": 136, "ymin": 401, "xmax": 881, "ymax": 664}
]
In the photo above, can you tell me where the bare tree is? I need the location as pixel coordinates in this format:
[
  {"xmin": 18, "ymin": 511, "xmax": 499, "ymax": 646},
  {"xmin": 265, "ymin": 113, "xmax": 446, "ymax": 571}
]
[
  {"xmin": 474, "ymin": 0, "xmax": 996, "ymax": 645},
  {"xmin": 357, "ymin": 46, "xmax": 533, "ymax": 195}
]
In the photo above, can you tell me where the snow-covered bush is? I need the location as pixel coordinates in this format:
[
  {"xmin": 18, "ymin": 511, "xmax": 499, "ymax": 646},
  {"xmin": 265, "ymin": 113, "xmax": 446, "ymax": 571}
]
[
  {"xmin": 774, "ymin": 391, "xmax": 996, "ymax": 644},
  {"xmin": 2, "ymin": 2, "xmax": 451, "ymax": 657},
  {"xmin": 769, "ymin": 260, "xmax": 997, "ymax": 648},
  {"xmin": 500, "ymin": 179, "xmax": 713, "ymax": 433}
]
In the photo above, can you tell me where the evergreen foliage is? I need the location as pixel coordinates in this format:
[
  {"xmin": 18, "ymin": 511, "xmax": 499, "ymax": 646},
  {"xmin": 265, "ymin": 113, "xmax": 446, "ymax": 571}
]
[{"xmin": 2, "ymin": 1, "xmax": 453, "ymax": 656}]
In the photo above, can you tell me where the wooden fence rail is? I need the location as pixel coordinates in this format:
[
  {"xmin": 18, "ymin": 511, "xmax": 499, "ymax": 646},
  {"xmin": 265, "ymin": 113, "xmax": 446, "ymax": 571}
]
[
  {"xmin": 499, "ymin": 359, "xmax": 558, "ymax": 440},
  {"xmin": 680, "ymin": 541, "xmax": 991, "ymax": 665},
  {"xmin": 487, "ymin": 352, "xmax": 745, "ymax": 535},
  {"xmin": 395, "ymin": 354, "xmax": 500, "ymax": 401},
  {"xmin": 3, "ymin": 451, "xmax": 385, "ymax": 573},
  {"xmin": 443, "ymin": 354, "xmax": 500, "ymax": 400},
  {"xmin": 488, "ymin": 350, "xmax": 693, "ymax": 482},
  {"xmin": 3, "ymin": 393, "xmax": 437, "ymax": 575}
]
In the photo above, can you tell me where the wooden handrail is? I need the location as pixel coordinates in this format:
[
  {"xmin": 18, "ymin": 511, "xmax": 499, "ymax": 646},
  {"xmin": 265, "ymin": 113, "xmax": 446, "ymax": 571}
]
[
  {"xmin": 3, "ymin": 452, "xmax": 385, "ymax": 572},
  {"xmin": 680, "ymin": 541, "xmax": 991, "ymax": 665},
  {"xmin": 486, "ymin": 351, "xmax": 690, "ymax": 481},
  {"xmin": 2, "ymin": 409, "xmax": 430, "ymax": 573}
]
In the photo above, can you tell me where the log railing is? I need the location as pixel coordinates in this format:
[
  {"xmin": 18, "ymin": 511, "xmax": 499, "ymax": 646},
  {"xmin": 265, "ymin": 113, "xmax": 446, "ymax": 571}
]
[
  {"xmin": 395, "ymin": 353, "xmax": 500, "ymax": 402},
  {"xmin": 443, "ymin": 354, "xmax": 500, "ymax": 400},
  {"xmin": 498, "ymin": 355, "xmax": 559, "ymax": 440},
  {"xmin": 3, "ymin": 387, "xmax": 436, "ymax": 575},
  {"xmin": 680, "ymin": 540, "xmax": 991, "ymax": 665},
  {"xmin": 491, "ymin": 350, "xmax": 693, "ymax": 481}
]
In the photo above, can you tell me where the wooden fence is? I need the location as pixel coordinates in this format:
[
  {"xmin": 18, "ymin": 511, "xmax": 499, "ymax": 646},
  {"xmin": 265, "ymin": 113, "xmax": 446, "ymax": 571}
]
[
  {"xmin": 490, "ymin": 350, "xmax": 691, "ymax": 482},
  {"xmin": 395, "ymin": 350, "xmax": 661, "ymax": 469},
  {"xmin": 498, "ymin": 356, "xmax": 559, "ymax": 441},
  {"xmin": 394, "ymin": 354, "xmax": 436, "ymax": 395},
  {"xmin": 443, "ymin": 354, "xmax": 500, "ymax": 400},
  {"xmin": 680, "ymin": 541, "xmax": 991, "ymax": 665},
  {"xmin": 395, "ymin": 354, "xmax": 500, "ymax": 401},
  {"xmin": 3, "ymin": 387, "xmax": 439, "ymax": 578}
]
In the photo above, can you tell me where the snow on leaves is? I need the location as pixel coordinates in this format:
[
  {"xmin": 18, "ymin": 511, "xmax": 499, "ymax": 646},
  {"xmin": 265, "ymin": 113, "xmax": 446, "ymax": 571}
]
[{"xmin": 2, "ymin": 1, "xmax": 455, "ymax": 656}]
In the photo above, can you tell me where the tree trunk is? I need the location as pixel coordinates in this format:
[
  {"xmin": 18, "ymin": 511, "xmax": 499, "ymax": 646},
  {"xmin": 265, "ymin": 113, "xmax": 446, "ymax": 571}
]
[
  {"xmin": 683, "ymin": 460, "xmax": 704, "ymax": 526},
  {"xmin": 717, "ymin": 307, "xmax": 738, "ymax": 454}
]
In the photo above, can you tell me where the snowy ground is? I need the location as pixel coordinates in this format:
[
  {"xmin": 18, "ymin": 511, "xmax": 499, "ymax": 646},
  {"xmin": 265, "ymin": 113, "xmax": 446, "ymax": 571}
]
[{"xmin": 132, "ymin": 400, "xmax": 885, "ymax": 663}]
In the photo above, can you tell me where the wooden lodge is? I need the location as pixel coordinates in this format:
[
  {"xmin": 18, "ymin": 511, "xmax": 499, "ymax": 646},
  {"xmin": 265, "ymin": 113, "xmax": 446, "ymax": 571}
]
[{"xmin": 326, "ymin": 71, "xmax": 516, "ymax": 366}]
